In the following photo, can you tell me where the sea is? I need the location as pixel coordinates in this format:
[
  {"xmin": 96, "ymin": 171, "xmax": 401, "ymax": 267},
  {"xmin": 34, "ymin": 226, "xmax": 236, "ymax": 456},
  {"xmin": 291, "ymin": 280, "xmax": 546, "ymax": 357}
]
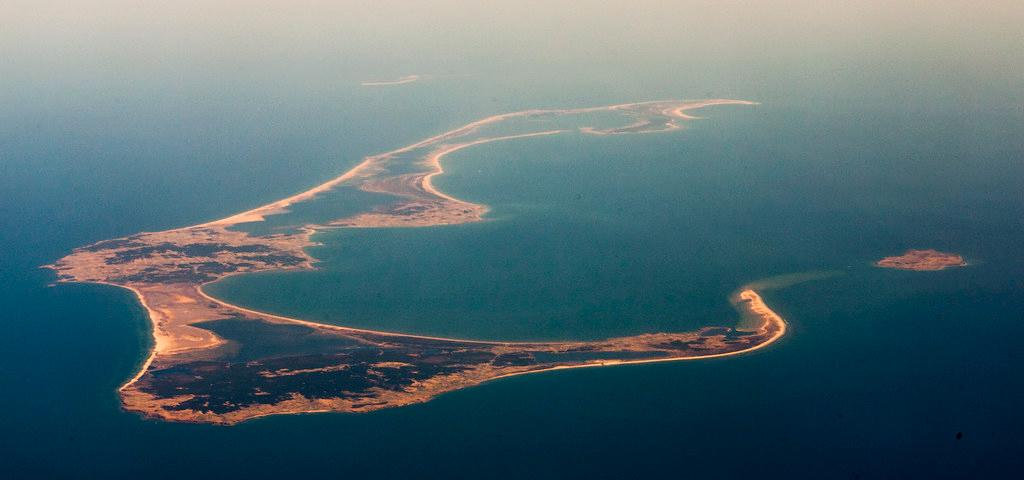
[{"xmin": 2, "ymin": 3, "xmax": 1022, "ymax": 478}]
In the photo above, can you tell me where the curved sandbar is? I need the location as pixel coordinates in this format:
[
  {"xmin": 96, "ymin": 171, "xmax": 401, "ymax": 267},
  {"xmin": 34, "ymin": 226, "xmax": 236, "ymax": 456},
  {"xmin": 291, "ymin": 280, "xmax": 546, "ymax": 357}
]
[{"xmin": 46, "ymin": 99, "xmax": 778, "ymax": 425}]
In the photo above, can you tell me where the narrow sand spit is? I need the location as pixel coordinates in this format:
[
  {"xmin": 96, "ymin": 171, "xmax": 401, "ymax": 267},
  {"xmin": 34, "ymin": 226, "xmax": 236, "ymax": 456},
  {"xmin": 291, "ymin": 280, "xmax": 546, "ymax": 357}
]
[{"xmin": 49, "ymin": 99, "xmax": 798, "ymax": 424}]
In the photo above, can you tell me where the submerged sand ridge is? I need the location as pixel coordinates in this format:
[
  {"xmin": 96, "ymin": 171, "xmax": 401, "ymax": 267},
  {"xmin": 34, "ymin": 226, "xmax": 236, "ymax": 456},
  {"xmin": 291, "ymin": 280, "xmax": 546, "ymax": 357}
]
[{"xmin": 47, "ymin": 99, "xmax": 791, "ymax": 425}]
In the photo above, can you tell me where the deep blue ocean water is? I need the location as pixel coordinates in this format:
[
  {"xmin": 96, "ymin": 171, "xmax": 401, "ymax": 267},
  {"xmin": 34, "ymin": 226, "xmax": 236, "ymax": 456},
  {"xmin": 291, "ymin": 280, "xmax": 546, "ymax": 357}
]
[{"xmin": 3, "ymin": 4, "xmax": 1023, "ymax": 478}]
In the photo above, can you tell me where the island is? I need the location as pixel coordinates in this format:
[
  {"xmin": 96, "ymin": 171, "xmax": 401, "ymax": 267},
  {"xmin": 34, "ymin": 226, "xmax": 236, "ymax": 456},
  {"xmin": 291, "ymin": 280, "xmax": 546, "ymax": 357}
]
[
  {"xmin": 875, "ymin": 249, "xmax": 967, "ymax": 271},
  {"xmin": 46, "ymin": 99, "xmax": 783, "ymax": 425}
]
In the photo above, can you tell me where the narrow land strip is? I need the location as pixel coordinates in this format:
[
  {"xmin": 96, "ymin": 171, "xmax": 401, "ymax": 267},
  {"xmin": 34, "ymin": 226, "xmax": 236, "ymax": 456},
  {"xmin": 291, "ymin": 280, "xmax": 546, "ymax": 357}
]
[{"xmin": 48, "ymin": 99, "xmax": 782, "ymax": 424}]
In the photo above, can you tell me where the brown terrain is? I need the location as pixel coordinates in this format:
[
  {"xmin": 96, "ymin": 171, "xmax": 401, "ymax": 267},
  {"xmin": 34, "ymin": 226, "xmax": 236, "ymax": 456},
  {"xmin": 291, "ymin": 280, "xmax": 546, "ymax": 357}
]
[
  {"xmin": 875, "ymin": 249, "xmax": 967, "ymax": 271},
  {"xmin": 47, "ymin": 99, "xmax": 783, "ymax": 425}
]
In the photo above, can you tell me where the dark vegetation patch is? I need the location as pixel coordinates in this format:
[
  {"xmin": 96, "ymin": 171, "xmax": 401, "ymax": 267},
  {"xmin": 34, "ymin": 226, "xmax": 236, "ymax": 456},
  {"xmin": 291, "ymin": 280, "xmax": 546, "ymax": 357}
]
[
  {"xmin": 143, "ymin": 347, "xmax": 481, "ymax": 415},
  {"xmin": 531, "ymin": 350, "xmax": 667, "ymax": 363},
  {"xmin": 492, "ymin": 352, "xmax": 536, "ymax": 367},
  {"xmin": 236, "ymin": 254, "xmax": 306, "ymax": 266},
  {"xmin": 652, "ymin": 339, "xmax": 702, "ymax": 350},
  {"xmin": 113, "ymin": 269, "xmax": 217, "ymax": 284},
  {"xmin": 104, "ymin": 243, "xmax": 276, "ymax": 264}
]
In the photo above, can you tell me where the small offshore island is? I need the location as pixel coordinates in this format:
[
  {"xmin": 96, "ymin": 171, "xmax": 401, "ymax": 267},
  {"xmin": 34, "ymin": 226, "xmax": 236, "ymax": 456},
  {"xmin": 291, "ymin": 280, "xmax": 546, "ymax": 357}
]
[
  {"xmin": 875, "ymin": 249, "xmax": 967, "ymax": 271},
  {"xmin": 46, "ymin": 99, "xmax": 790, "ymax": 425}
]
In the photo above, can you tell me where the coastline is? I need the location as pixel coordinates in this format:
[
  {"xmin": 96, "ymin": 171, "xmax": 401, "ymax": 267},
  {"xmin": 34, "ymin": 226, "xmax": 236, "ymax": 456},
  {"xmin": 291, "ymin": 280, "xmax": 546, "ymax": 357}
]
[
  {"xmin": 482, "ymin": 289, "xmax": 788, "ymax": 383},
  {"xmin": 223, "ymin": 287, "xmax": 788, "ymax": 426},
  {"xmin": 104, "ymin": 272, "xmax": 789, "ymax": 420},
  {"xmin": 47, "ymin": 98, "xmax": 780, "ymax": 424},
  {"xmin": 115, "ymin": 284, "xmax": 158, "ymax": 392},
  {"xmin": 191, "ymin": 99, "xmax": 755, "ymax": 230}
]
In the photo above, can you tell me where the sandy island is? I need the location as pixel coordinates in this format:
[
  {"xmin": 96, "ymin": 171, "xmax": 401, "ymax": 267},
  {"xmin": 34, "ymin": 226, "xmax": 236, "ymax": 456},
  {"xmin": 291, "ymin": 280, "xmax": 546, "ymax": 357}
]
[
  {"xmin": 46, "ymin": 99, "xmax": 786, "ymax": 425},
  {"xmin": 875, "ymin": 249, "xmax": 967, "ymax": 271}
]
